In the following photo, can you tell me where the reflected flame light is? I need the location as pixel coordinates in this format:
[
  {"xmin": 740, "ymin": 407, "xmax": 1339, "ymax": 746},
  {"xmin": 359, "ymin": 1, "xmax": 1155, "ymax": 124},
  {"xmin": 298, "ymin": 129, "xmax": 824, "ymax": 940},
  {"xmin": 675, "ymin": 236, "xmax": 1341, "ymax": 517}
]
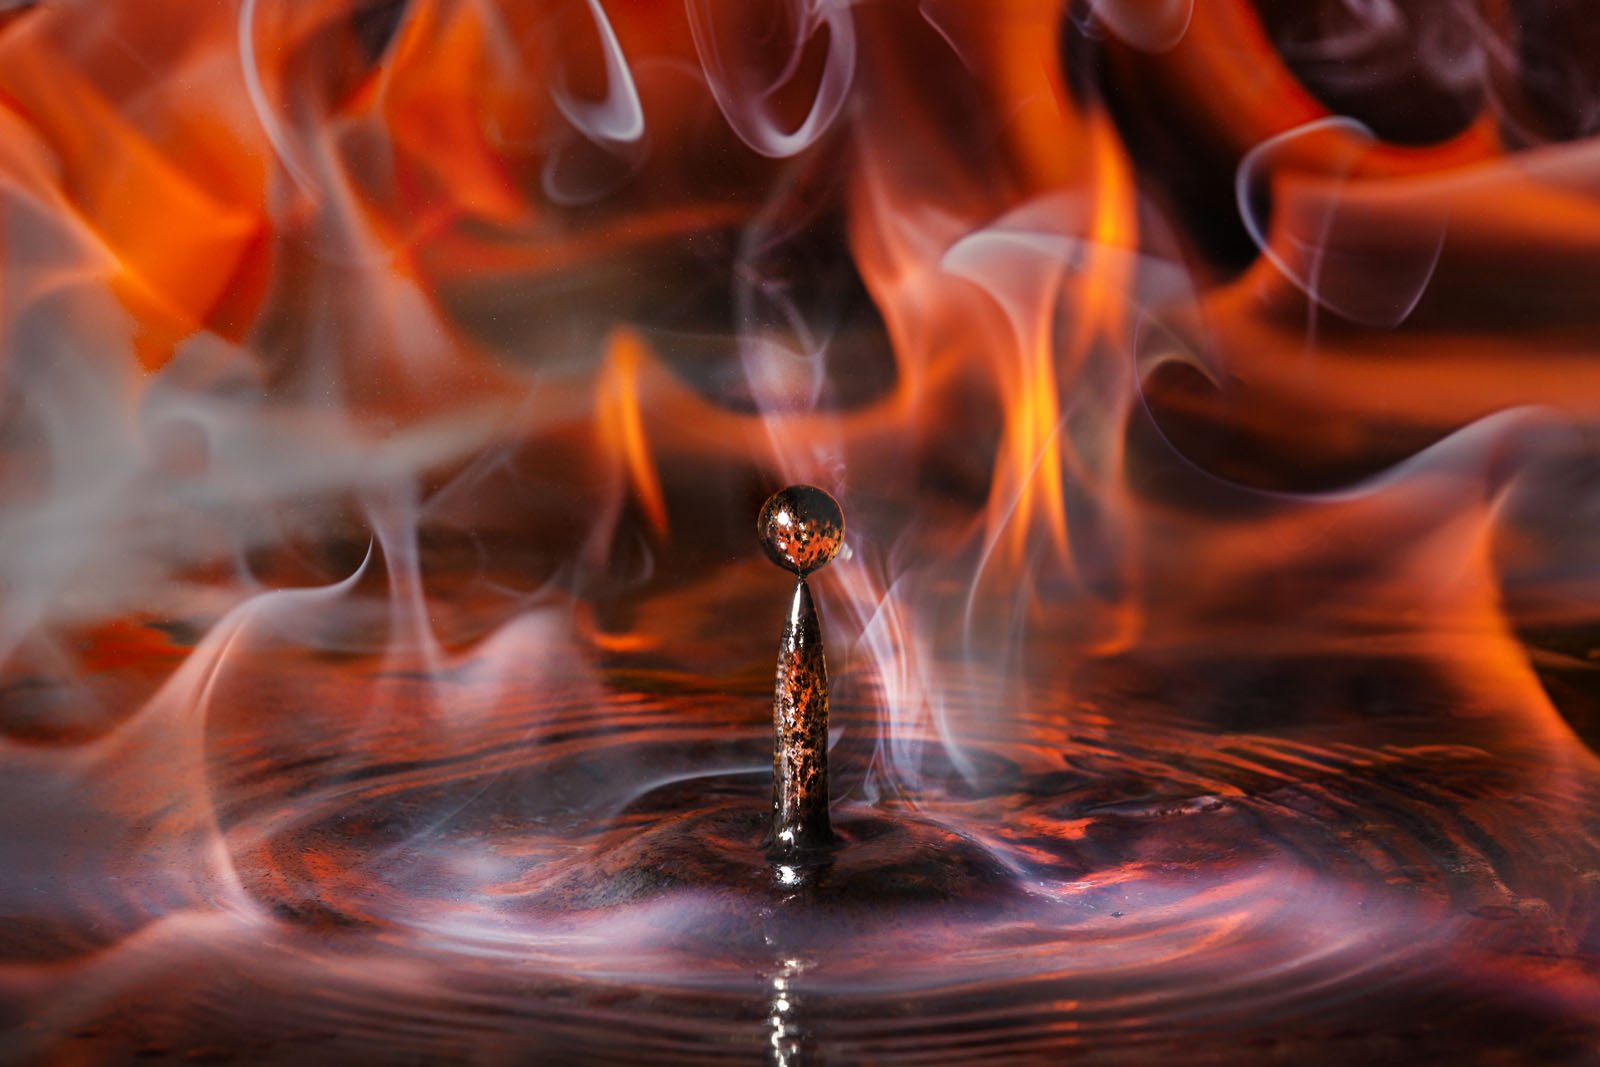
[{"xmin": 2, "ymin": 0, "xmax": 1600, "ymax": 1062}]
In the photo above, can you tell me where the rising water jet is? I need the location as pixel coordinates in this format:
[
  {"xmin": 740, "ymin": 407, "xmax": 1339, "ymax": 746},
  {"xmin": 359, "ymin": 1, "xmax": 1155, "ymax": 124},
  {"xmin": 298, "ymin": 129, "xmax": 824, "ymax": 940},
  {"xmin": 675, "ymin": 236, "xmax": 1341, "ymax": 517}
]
[{"xmin": 757, "ymin": 484, "xmax": 844, "ymax": 862}]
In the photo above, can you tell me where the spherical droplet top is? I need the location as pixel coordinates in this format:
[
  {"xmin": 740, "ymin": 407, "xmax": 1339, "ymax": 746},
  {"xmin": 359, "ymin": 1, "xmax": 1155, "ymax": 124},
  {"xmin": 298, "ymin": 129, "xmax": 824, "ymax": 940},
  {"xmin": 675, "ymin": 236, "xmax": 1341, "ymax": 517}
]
[{"xmin": 757, "ymin": 485, "xmax": 844, "ymax": 576}]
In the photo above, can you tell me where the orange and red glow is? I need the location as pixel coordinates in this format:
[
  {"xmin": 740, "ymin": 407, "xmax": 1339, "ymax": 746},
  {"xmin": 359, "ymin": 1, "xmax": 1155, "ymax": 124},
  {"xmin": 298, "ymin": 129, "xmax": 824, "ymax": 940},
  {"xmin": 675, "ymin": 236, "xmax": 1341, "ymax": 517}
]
[{"xmin": 1, "ymin": 0, "xmax": 1600, "ymax": 1061}]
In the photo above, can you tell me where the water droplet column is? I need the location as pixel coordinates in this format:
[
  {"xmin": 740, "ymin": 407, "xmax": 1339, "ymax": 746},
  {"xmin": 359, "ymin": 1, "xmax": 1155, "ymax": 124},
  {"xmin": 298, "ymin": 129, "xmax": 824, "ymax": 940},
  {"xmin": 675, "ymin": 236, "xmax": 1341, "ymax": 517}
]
[{"xmin": 756, "ymin": 485, "xmax": 844, "ymax": 859}]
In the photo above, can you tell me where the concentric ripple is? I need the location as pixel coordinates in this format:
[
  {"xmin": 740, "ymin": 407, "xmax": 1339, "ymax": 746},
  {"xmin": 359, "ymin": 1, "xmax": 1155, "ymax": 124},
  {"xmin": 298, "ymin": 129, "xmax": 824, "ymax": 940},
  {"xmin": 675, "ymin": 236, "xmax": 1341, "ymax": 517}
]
[{"xmin": 4, "ymin": 608, "xmax": 1600, "ymax": 1063}]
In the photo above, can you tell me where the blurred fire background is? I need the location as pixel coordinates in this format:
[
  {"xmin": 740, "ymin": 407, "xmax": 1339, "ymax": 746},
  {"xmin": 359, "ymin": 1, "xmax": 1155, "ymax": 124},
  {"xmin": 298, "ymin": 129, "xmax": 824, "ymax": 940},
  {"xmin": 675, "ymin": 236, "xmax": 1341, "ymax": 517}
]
[{"xmin": 2, "ymin": 0, "xmax": 1600, "ymax": 1062}]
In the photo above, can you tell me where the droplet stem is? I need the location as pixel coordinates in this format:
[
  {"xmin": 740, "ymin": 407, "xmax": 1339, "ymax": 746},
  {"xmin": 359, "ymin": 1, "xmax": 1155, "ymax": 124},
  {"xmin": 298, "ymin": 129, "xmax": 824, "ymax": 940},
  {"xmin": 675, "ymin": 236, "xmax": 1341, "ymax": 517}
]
[{"xmin": 771, "ymin": 575, "xmax": 833, "ymax": 857}]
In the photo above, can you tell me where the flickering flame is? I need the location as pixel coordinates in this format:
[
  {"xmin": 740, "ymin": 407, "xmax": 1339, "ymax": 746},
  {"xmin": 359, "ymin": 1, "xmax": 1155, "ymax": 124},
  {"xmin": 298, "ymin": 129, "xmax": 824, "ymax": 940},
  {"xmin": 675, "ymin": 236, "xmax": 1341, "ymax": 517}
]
[
  {"xmin": 2, "ymin": 0, "xmax": 1600, "ymax": 1059},
  {"xmin": 596, "ymin": 327, "xmax": 668, "ymax": 537}
]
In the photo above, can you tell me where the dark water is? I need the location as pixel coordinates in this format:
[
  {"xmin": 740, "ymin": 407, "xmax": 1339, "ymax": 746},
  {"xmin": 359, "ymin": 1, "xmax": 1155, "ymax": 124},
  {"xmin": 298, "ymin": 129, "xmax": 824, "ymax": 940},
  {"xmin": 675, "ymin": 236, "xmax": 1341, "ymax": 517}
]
[{"xmin": 2, "ymin": 569, "xmax": 1598, "ymax": 1065}]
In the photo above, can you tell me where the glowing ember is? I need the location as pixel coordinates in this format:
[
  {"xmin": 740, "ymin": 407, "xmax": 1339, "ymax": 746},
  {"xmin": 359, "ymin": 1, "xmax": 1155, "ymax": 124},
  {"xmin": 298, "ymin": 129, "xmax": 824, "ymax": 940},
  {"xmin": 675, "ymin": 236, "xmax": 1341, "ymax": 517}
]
[{"xmin": 0, "ymin": 0, "xmax": 1599, "ymax": 1063}]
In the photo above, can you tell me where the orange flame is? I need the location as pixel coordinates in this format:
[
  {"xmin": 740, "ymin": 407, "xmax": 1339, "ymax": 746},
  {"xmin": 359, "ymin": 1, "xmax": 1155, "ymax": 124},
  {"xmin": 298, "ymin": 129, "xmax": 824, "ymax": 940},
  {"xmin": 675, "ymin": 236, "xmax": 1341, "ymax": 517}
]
[
  {"xmin": 596, "ymin": 327, "xmax": 668, "ymax": 538},
  {"xmin": 0, "ymin": 1, "xmax": 269, "ymax": 365},
  {"xmin": 0, "ymin": 2, "xmax": 1598, "ymax": 1058}
]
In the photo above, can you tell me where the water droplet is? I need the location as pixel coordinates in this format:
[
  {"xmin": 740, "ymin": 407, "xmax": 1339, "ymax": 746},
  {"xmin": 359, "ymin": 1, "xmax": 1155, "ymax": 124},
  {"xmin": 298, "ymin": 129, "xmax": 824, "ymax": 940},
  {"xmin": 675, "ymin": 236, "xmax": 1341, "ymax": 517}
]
[{"xmin": 757, "ymin": 485, "xmax": 844, "ymax": 576}]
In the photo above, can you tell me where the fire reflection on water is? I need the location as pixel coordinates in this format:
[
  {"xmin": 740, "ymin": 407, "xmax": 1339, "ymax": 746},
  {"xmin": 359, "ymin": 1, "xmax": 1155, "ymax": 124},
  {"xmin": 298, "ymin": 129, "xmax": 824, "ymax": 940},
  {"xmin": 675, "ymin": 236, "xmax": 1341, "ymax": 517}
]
[{"xmin": 2, "ymin": 0, "xmax": 1600, "ymax": 1061}]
